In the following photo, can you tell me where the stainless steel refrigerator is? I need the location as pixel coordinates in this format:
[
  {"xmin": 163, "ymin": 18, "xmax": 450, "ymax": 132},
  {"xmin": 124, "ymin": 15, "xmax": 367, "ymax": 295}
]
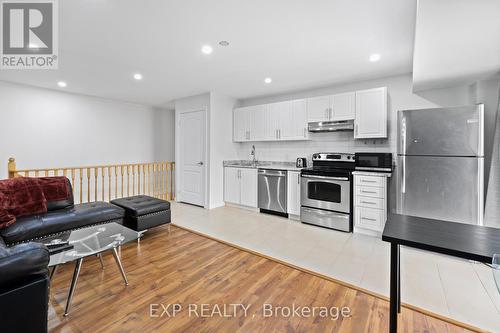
[{"xmin": 397, "ymin": 104, "xmax": 484, "ymax": 225}]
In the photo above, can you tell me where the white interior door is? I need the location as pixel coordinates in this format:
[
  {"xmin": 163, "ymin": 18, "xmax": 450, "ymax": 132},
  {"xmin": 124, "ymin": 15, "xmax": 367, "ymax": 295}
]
[{"xmin": 179, "ymin": 110, "xmax": 206, "ymax": 206}]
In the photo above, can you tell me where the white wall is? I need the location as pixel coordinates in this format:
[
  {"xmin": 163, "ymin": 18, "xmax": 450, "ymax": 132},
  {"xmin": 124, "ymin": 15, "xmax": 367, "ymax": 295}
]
[
  {"xmin": 153, "ymin": 107, "xmax": 176, "ymax": 162},
  {"xmin": 209, "ymin": 92, "xmax": 238, "ymax": 208},
  {"xmin": 237, "ymin": 74, "xmax": 474, "ymax": 162},
  {"xmin": 0, "ymin": 81, "xmax": 175, "ymax": 179}
]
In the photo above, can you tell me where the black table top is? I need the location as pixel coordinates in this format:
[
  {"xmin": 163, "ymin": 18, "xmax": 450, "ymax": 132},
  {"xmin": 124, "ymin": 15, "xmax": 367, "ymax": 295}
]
[{"xmin": 382, "ymin": 214, "xmax": 500, "ymax": 263}]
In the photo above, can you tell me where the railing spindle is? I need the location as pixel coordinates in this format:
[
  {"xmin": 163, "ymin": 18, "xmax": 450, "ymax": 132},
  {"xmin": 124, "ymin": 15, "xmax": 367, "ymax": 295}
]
[
  {"xmin": 108, "ymin": 166, "xmax": 112, "ymax": 202},
  {"xmin": 101, "ymin": 167, "xmax": 105, "ymax": 201},
  {"xmin": 132, "ymin": 165, "xmax": 136, "ymax": 196},
  {"xmin": 137, "ymin": 165, "xmax": 141, "ymax": 195},
  {"xmin": 87, "ymin": 168, "xmax": 91, "ymax": 203},
  {"xmin": 94, "ymin": 167, "xmax": 98, "ymax": 202},
  {"xmin": 120, "ymin": 165, "xmax": 124, "ymax": 198},
  {"xmin": 79, "ymin": 168, "xmax": 83, "ymax": 204}
]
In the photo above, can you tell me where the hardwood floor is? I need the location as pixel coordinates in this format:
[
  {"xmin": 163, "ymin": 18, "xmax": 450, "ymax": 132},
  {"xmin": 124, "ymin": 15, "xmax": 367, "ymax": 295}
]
[{"xmin": 48, "ymin": 225, "xmax": 478, "ymax": 333}]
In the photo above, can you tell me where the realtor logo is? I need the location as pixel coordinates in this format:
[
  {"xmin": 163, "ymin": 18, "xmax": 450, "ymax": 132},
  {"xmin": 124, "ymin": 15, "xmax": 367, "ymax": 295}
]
[{"xmin": 1, "ymin": 0, "xmax": 58, "ymax": 69}]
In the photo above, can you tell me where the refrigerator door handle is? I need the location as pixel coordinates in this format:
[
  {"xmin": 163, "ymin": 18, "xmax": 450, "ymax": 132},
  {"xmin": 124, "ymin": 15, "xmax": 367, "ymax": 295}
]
[
  {"xmin": 400, "ymin": 115, "xmax": 406, "ymax": 155},
  {"xmin": 401, "ymin": 157, "xmax": 406, "ymax": 194}
]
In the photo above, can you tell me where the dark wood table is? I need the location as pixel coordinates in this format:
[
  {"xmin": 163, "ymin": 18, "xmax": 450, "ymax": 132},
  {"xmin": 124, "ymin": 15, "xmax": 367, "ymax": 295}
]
[{"xmin": 382, "ymin": 213, "xmax": 500, "ymax": 333}]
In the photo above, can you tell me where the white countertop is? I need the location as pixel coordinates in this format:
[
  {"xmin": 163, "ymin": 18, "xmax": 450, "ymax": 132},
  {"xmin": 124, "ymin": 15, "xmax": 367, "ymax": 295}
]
[
  {"xmin": 352, "ymin": 171, "xmax": 392, "ymax": 177},
  {"xmin": 223, "ymin": 160, "xmax": 303, "ymax": 171}
]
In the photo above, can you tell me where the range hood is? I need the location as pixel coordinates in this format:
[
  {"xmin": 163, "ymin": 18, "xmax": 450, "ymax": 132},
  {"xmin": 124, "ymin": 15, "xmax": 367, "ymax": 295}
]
[{"xmin": 308, "ymin": 120, "xmax": 354, "ymax": 132}]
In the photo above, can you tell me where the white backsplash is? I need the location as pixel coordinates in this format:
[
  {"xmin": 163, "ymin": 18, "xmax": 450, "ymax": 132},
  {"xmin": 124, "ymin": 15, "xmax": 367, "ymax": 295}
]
[{"xmin": 236, "ymin": 131, "xmax": 396, "ymax": 164}]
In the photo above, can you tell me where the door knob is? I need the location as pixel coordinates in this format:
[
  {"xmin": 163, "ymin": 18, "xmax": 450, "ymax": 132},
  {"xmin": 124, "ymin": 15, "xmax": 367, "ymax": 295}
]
[{"xmin": 197, "ymin": 162, "xmax": 204, "ymax": 166}]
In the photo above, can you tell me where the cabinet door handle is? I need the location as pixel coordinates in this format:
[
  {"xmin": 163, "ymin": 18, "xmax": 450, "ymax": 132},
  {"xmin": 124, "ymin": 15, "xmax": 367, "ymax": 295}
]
[
  {"xmin": 362, "ymin": 180, "xmax": 377, "ymax": 183},
  {"xmin": 361, "ymin": 217, "xmax": 377, "ymax": 222},
  {"xmin": 361, "ymin": 201, "xmax": 376, "ymax": 205},
  {"xmin": 361, "ymin": 190, "xmax": 376, "ymax": 194},
  {"xmin": 297, "ymin": 174, "xmax": 300, "ymax": 184},
  {"xmin": 303, "ymin": 127, "xmax": 307, "ymax": 138}
]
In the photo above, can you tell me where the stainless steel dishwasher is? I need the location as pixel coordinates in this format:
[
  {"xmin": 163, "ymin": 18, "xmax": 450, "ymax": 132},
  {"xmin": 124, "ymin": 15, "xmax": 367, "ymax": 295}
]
[{"xmin": 258, "ymin": 169, "xmax": 287, "ymax": 215}]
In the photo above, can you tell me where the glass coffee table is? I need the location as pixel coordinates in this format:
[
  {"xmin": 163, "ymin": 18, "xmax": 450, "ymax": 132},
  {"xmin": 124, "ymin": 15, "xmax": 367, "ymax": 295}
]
[{"xmin": 37, "ymin": 222, "xmax": 139, "ymax": 316}]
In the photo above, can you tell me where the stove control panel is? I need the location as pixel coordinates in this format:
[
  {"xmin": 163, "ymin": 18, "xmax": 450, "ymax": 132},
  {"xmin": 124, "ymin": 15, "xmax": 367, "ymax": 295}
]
[{"xmin": 312, "ymin": 153, "xmax": 355, "ymax": 162}]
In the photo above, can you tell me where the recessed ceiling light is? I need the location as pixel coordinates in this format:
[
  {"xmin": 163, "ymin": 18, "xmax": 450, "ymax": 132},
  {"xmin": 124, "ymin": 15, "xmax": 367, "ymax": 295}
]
[
  {"xmin": 264, "ymin": 77, "xmax": 272, "ymax": 84},
  {"xmin": 369, "ymin": 53, "xmax": 381, "ymax": 62},
  {"xmin": 201, "ymin": 45, "xmax": 213, "ymax": 54},
  {"xmin": 133, "ymin": 73, "xmax": 143, "ymax": 80},
  {"xmin": 219, "ymin": 41, "xmax": 229, "ymax": 47},
  {"xmin": 57, "ymin": 81, "xmax": 67, "ymax": 88}
]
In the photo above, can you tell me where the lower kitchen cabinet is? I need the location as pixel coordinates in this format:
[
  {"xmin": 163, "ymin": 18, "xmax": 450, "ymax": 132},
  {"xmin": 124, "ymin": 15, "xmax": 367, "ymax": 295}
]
[
  {"xmin": 287, "ymin": 171, "xmax": 301, "ymax": 216},
  {"xmin": 224, "ymin": 167, "xmax": 257, "ymax": 208},
  {"xmin": 353, "ymin": 173, "xmax": 388, "ymax": 236},
  {"xmin": 240, "ymin": 168, "xmax": 257, "ymax": 207}
]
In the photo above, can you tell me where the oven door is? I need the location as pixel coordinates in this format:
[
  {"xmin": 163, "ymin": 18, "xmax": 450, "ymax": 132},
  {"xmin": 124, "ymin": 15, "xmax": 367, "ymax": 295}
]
[{"xmin": 301, "ymin": 175, "xmax": 350, "ymax": 213}]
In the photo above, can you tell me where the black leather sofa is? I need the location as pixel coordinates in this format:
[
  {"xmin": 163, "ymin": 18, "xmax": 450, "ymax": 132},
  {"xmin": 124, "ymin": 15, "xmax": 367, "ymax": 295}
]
[{"xmin": 0, "ymin": 179, "xmax": 126, "ymax": 333}]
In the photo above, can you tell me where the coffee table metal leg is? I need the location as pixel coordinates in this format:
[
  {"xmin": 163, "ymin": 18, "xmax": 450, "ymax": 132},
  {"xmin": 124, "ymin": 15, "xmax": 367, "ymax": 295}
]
[
  {"xmin": 64, "ymin": 258, "xmax": 83, "ymax": 317},
  {"xmin": 50, "ymin": 265, "xmax": 58, "ymax": 281},
  {"xmin": 137, "ymin": 230, "xmax": 147, "ymax": 244},
  {"xmin": 112, "ymin": 247, "xmax": 129, "ymax": 286},
  {"xmin": 98, "ymin": 253, "xmax": 105, "ymax": 269}
]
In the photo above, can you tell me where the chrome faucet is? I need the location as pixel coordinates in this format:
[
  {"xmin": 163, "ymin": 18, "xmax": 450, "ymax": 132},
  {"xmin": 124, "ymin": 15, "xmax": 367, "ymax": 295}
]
[{"xmin": 250, "ymin": 145, "xmax": 257, "ymax": 164}]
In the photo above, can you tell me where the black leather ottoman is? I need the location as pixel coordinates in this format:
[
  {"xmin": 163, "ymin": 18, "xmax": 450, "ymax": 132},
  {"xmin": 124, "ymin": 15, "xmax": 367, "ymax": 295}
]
[{"xmin": 110, "ymin": 196, "xmax": 171, "ymax": 235}]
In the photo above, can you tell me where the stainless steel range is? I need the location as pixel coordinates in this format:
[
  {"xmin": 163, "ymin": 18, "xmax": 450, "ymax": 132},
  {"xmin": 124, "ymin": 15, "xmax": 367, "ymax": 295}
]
[{"xmin": 300, "ymin": 153, "xmax": 354, "ymax": 232}]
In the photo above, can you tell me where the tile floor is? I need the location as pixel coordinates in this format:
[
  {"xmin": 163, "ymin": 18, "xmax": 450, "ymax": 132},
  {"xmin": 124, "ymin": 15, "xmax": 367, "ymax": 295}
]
[{"xmin": 171, "ymin": 202, "xmax": 500, "ymax": 332}]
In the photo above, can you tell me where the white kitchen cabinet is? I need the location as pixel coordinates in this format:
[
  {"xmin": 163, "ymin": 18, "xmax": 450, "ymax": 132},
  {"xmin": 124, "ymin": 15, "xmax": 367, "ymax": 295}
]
[
  {"xmin": 268, "ymin": 101, "xmax": 290, "ymax": 140},
  {"xmin": 331, "ymin": 92, "xmax": 355, "ymax": 121},
  {"xmin": 307, "ymin": 93, "xmax": 355, "ymax": 122},
  {"xmin": 234, "ymin": 101, "xmax": 307, "ymax": 142},
  {"xmin": 251, "ymin": 104, "xmax": 271, "ymax": 141},
  {"xmin": 224, "ymin": 167, "xmax": 240, "ymax": 204},
  {"xmin": 354, "ymin": 87, "xmax": 387, "ymax": 139},
  {"xmin": 224, "ymin": 167, "xmax": 257, "ymax": 208},
  {"xmin": 233, "ymin": 107, "xmax": 251, "ymax": 142},
  {"xmin": 353, "ymin": 173, "xmax": 388, "ymax": 236},
  {"xmin": 240, "ymin": 168, "xmax": 258, "ymax": 207},
  {"xmin": 307, "ymin": 96, "xmax": 330, "ymax": 122},
  {"xmin": 282, "ymin": 99, "xmax": 308, "ymax": 140},
  {"xmin": 287, "ymin": 171, "xmax": 301, "ymax": 216}
]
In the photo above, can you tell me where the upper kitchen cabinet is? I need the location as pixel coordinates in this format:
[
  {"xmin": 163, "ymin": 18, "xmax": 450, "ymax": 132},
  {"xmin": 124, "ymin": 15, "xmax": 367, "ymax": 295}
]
[
  {"xmin": 354, "ymin": 87, "xmax": 387, "ymax": 139},
  {"xmin": 270, "ymin": 99, "xmax": 308, "ymax": 140},
  {"xmin": 233, "ymin": 106, "xmax": 251, "ymax": 142},
  {"xmin": 233, "ymin": 105, "xmax": 264, "ymax": 142},
  {"xmin": 288, "ymin": 99, "xmax": 308, "ymax": 139},
  {"xmin": 307, "ymin": 93, "xmax": 355, "ymax": 122},
  {"xmin": 233, "ymin": 100, "xmax": 308, "ymax": 142},
  {"xmin": 307, "ymin": 96, "xmax": 330, "ymax": 122},
  {"xmin": 268, "ymin": 101, "xmax": 290, "ymax": 140},
  {"xmin": 331, "ymin": 92, "xmax": 355, "ymax": 121}
]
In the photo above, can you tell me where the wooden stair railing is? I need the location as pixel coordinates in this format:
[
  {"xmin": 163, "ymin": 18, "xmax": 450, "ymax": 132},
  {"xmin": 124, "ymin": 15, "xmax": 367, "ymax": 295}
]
[{"xmin": 7, "ymin": 157, "xmax": 175, "ymax": 204}]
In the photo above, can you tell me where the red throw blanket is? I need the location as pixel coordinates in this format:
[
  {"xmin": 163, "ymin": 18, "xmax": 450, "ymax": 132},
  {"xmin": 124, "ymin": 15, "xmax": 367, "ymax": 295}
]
[{"xmin": 0, "ymin": 177, "xmax": 70, "ymax": 229}]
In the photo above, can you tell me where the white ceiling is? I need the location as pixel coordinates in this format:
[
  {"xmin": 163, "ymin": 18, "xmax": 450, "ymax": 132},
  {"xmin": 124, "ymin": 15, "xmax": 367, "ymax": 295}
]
[
  {"xmin": 0, "ymin": 0, "xmax": 417, "ymax": 106},
  {"xmin": 413, "ymin": 0, "xmax": 500, "ymax": 91}
]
